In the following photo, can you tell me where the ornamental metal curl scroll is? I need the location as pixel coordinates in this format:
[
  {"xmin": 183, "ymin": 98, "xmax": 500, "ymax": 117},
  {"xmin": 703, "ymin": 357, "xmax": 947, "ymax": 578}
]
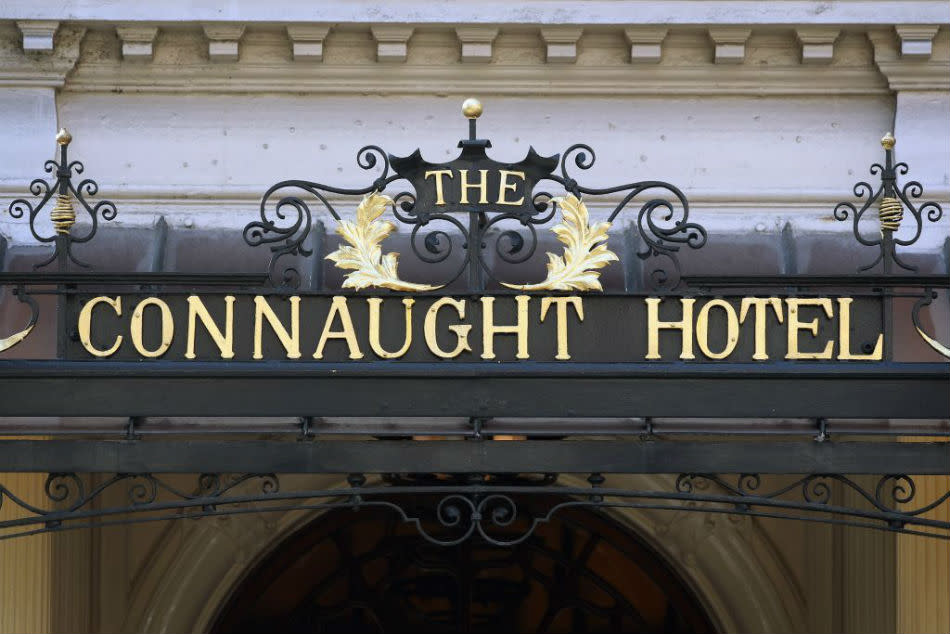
[
  {"xmin": 0, "ymin": 471, "xmax": 945, "ymax": 543},
  {"xmin": 833, "ymin": 132, "xmax": 943, "ymax": 273},
  {"xmin": 544, "ymin": 143, "xmax": 707, "ymax": 290},
  {"xmin": 912, "ymin": 290, "xmax": 950, "ymax": 359},
  {"xmin": 6, "ymin": 128, "xmax": 117, "ymax": 271},
  {"xmin": 243, "ymin": 100, "xmax": 708, "ymax": 291}
]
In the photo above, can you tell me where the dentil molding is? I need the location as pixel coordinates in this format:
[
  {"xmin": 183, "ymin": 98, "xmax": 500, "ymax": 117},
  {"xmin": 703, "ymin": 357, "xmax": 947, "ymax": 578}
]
[{"xmin": 0, "ymin": 24, "xmax": 947, "ymax": 93}]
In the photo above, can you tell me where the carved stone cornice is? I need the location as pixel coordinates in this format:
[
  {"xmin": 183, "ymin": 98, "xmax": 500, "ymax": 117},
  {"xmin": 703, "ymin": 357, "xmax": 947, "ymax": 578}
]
[
  {"xmin": 455, "ymin": 27, "xmax": 498, "ymax": 63},
  {"xmin": 868, "ymin": 28, "xmax": 950, "ymax": 91},
  {"xmin": 115, "ymin": 26, "xmax": 159, "ymax": 61},
  {"xmin": 0, "ymin": 23, "xmax": 85, "ymax": 87},
  {"xmin": 60, "ymin": 62, "xmax": 890, "ymax": 96},
  {"xmin": 624, "ymin": 27, "xmax": 668, "ymax": 64},
  {"xmin": 370, "ymin": 26, "xmax": 414, "ymax": 63},
  {"xmin": 795, "ymin": 27, "xmax": 840, "ymax": 65},
  {"xmin": 286, "ymin": 25, "xmax": 331, "ymax": 62},
  {"xmin": 0, "ymin": 24, "xmax": 926, "ymax": 96},
  {"xmin": 895, "ymin": 25, "xmax": 940, "ymax": 59},
  {"xmin": 16, "ymin": 20, "xmax": 59, "ymax": 51},
  {"xmin": 202, "ymin": 24, "xmax": 245, "ymax": 62},
  {"xmin": 540, "ymin": 27, "xmax": 583, "ymax": 63},
  {"xmin": 707, "ymin": 27, "xmax": 751, "ymax": 64},
  {"xmin": 3, "ymin": 1, "xmax": 948, "ymax": 26}
]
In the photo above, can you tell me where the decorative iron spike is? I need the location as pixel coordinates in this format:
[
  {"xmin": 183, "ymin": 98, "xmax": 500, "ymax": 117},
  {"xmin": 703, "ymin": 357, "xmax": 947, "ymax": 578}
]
[
  {"xmin": 6, "ymin": 127, "xmax": 117, "ymax": 270},
  {"xmin": 833, "ymin": 131, "xmax": 943, "ymax": 273}
]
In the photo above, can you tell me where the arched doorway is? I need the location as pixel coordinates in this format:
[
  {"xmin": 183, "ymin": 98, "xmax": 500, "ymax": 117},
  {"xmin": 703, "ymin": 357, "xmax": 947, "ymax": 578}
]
[{"xmin": 211, "ymin": 496, "xmax": 716, "ymax": 633}]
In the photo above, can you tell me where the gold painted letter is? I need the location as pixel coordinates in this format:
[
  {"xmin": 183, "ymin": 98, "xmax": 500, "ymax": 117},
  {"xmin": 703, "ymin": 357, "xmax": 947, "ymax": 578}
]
[
  {"xmin": 459, "ymin": 169, "xmax": 489, "ymax": 205},
  {"xmin": 481, "ymin": 296, "xmax": 530, "ymax": 360},
  {"xmin": 186, "ymin": 295, "xmax": 235, "ymax": 359},
  {"xmin": 540, "ymin": 296, "xmax": 584, "ymax": 360},
  {"xmin": 131, "ymin": 297, "xmax": 174, "ymax": 358},
  {"xmin": 424, "ymin": 298, "xmax": 472, "ymax": 359},
  {"xmin": 254, "ymin": 296, "xmax": 301, "ymax": 360},
  {"xmin": 645, "ymin": 298, "xmax": 696, "ymax": 360},
  {"xmin": 495, "ymin": 170, "xmax": 526, "ymax": 206},
  {"xmin": 837, "ymin": 297, "xmax": 882, "ymax": 360},
  {"xmin": 78, "ymin": 296, "xmax": 123, "ymax": 357},
  {"xmin": 786, "ymin": 298, "xmax": 834, "ymax": 360},
  {"xmin": 368, "ymin": 297, "xmax": 414, "ymax": 359},
  {"xmin": 313, "ymin": 296, "xmax": 363, "ymax": 359},
  {"xmin": 739, "ymin": 297, "xmax": 784, "ymax": 361},
  {"xmin": 424, "ymin": 170, "xmax": 454, "ymax": 206},
  {"xmin": 696, "ymin": 299, "xmax": 739, "ymax": 360}
]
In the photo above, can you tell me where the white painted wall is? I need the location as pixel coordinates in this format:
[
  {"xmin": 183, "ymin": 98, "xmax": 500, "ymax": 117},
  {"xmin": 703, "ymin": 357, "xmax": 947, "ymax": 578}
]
[{"xmin": 0, "ymin": 6, "xmax": 947, "ymax": 250}]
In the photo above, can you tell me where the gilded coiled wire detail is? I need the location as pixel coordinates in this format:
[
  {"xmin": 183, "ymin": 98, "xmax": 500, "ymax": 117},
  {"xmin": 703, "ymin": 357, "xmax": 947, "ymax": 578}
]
[
  {"xmin": 878, "ymin": 196, "xmax": 903, "ymax": 233},
  {"xmin": 50, "ymin": 194, "xmax": 76, "ymax": 235}
]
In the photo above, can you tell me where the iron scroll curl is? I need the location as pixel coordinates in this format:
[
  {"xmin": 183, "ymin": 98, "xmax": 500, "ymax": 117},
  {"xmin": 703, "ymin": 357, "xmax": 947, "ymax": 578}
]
[
  {"xmin": 243, "ymin": 128, "xmax": 709, "ymax": 291},
  {"xmin": 833, "ymin": 133, "xmax": 943, "ymax": 273},
  {"xmin": 544, "ymin": 143, "xmax": 707, "ymax": 290},
  {"xmin": 0, "ymin": 472, "xmax": 946, "ymax": 544},
  {"xmin": 7, "ymin": 129, "xmax": 118, "ymax": 270}
]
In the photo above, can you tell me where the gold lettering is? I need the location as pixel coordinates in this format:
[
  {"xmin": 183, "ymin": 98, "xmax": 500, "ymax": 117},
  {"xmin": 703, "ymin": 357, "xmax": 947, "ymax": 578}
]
[
  {"xmin": 786, "ymin": 298, "xmax": 834, "ymax": 360},
  {"xmin": 313, "ymin": 296, "xmax": 363, "ymax": 359},
  {"xmin": 837, "ymin": 297, "xmax": 883, "ymax": 360},
  {"xmin": 739, "ymin": 297, "xmax": 784, "ymax": 361},
  {"xmin": 424, "ymin": 298, "xmax": 472, "ymax": 359},
  {"xmin": 254, "ymin": 296, "xmax": 300, "ymax": 360},
  {"xmin": 459, "ymin": 169, "xmax": 489, "ymax": 205},
  {"xmin": 131, "ymin": 297, "xmax": 174, "ymax": 358},
  {"xmin": 186, "ymin": 295, "xmax": 235, "ymax": 359},
  {"xmin": 539, "ymin": 296, "xmax": 583, "ymax": 360},
  {"xmin": 481, "ymin": 296, "xmax": 530, "ymax": 360},
  {"xmin": 696, "ymin": 299, "xmax": 739, "ymax": 360},
  {"xmin": 495, "ymin": 170, "xmax": 526, "ymax": 206},
  {"xmin": 368, "ymin": 297, "xmax": 414, "ymax": 359},
  {"xmin": 424, "ymin": 170, "xmax": 454, "ymax": 206},
  {"xmin": 78, "ymin": 296, "xmax": 123, "ymax": 358},
  {"xmin": 645, "ymin": 298, "xmax": 696, "ymax": 360}
]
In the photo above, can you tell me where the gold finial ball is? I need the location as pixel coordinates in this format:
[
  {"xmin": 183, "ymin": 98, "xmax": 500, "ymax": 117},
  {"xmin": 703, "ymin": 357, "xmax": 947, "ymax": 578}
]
[
  {"xmin": 881, "ymin": 131, "xmax": 896, "ymax": 150},
  {"xmin": 55, "ymin": 128, "xmax": 72, "ymax": 146},
  {"xmin": 462, "ymin": 98, "xmax": 483, "ymax": 120}
]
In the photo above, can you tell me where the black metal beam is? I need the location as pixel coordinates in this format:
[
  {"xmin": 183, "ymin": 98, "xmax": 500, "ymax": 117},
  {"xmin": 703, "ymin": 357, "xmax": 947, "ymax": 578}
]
[
  {"xmin": 0, "ymin": 272, "xmax": 269, "ymax": 286},
  {"xmin": 0, "ymin": 361, "xmax": 945, "ymax": 418},
  {"xmin": 0, "ymin": 439, "xmax": 945, "ymax": 474},
  {"xmin": 683, "ymin": 274, "xmax": 950, "ymax": 288}
]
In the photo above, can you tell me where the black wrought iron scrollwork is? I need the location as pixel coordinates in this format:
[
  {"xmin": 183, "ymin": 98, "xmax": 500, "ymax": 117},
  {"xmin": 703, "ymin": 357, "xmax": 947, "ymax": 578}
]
[
  {"xmin": 0, "ymin": 286, "xmax": 39, "ymax": 354},
  {"xmin": 244, "ymin": 105, "xmax": 708, "ymax": 291},
  {"xmin": 541, "ymin": 143, "xmax": 707, "ymax": 290},
  {"xmin": 0, "ymin": 471, "xmax": 945, "ymax": 544},
  {"xmin": 834, "ymin": 133, "xmax": 943, "ymax": 273},
  {"xmin": 6, "ymin": 129, "xmax": 117, "ymax": 271},
  {"xmin": 911, "ymin": 289, "xmax": 950, "ymax": 358},
  {"xmin": 243, "ymin": 145, "xmax": 402, "ymax": 287}
]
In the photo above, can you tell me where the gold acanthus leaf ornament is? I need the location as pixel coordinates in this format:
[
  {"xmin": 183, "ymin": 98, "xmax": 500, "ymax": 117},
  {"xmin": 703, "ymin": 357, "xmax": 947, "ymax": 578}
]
[
  {"xmin": 503, "ymin": 194, "xmax": 618, "ymax": 292},
  {"xmin": 326, "ymin": 192, "xmax": 442, "ymax": 292}
]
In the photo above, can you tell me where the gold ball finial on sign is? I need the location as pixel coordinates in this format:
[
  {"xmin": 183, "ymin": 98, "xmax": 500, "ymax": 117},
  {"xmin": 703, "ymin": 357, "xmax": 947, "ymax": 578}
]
[
  {"xmin": 881, "ymin": 132, "xmax": 896, "ymax": 150},
  {"xmin": 55, "ymin": 128, "xmax": 72, "ymax": 146},
  {"xmin": 462, "ymin": 98, "xmax": 483, "ymax": 119}
]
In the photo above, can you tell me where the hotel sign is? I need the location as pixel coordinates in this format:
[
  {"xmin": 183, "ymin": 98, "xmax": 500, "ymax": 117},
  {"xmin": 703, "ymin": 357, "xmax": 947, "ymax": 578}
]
[
  {"xmin": 0, "ymin": 98, "xmax": 946, "ymax": 421},
  {"xmin": 73, "ymin": 294, "xmax": 884, "ymax": 363}
]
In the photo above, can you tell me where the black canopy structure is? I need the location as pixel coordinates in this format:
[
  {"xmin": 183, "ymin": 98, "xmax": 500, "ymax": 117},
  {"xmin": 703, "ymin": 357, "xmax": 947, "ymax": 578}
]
[{"xmin": 0, "ymin": 108, "xmax": 946, "ymax": 545}]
